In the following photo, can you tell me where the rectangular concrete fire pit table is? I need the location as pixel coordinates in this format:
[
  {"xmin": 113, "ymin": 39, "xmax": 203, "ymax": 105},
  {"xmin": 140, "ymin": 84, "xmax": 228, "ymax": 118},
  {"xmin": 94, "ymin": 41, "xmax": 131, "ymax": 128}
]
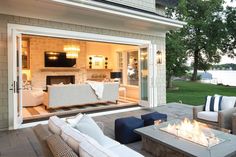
[{"xmin": 135, "ymin": 119, "xmax": 236, "ymax": 157}]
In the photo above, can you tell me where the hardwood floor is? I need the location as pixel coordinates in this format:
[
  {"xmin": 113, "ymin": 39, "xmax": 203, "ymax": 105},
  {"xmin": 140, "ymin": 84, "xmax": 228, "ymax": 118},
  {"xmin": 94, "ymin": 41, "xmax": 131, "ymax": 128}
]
[
  {"xmin": 23, "ymin": 97, "xmax": 138, "ymax": 123},
  {"xmin": 0, "ymin": 103, "xmax": 193, "ymax": 157}
]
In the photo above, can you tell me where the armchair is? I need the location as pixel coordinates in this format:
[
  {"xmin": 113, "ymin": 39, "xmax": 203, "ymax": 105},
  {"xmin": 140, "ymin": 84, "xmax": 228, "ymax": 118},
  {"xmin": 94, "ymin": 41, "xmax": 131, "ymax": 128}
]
[
  {"xmin": 193, "ymin": 104, "xmax": 236, "ymax": 130},
  {"xmin": 22, "ymin": 89, "xmax": 45, "ymax": 107}
]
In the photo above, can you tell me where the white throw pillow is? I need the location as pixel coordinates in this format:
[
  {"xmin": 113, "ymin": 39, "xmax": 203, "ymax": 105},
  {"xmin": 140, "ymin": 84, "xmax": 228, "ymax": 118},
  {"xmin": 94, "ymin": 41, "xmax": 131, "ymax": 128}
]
[
  {"xmin": 75, "ymin": 115, "xmax": 106, "ymax": 145},
  {"xmin": 65, "ymin": 113, "xmax": 83, "ymax": 127},
  {"xmin": 221, "ymin": 96, "xmax": 236, "ymax": 110},
  {"xmin": 48, "ymin": 116, "xmax": 67, "ymax": 135}
]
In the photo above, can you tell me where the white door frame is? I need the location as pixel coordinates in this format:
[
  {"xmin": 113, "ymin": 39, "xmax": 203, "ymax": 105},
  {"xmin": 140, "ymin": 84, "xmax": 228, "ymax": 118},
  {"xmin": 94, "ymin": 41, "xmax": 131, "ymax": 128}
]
[{"xmin": 7, "ymin": 24, "xmax": 154, "ymax": 129}]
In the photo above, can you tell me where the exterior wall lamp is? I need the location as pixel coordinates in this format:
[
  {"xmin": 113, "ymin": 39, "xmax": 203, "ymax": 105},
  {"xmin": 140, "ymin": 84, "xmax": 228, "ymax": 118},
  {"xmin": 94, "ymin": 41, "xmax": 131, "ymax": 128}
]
[{"xmin": 156, "ymin": 50, "xmax": 162, "ymax": 64}]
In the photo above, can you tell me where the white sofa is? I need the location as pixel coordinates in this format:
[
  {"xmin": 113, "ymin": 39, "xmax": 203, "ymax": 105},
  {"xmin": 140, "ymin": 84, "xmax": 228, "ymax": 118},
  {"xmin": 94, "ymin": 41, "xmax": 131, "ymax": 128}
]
[
  {"xmin": 44, "ymin": 83, "xmax": 119, "ymax": 109},
  {"xmin": 48, "ymin": 116, "xmax": 144, "ymax": 157}
]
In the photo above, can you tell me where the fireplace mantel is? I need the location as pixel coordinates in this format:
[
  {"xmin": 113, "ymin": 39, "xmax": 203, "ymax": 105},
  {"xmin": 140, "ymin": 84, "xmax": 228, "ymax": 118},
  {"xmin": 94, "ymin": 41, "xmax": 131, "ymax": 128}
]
[{"xmin": 40, "ymin": 68, "xmax": 80, "ymax": 72}]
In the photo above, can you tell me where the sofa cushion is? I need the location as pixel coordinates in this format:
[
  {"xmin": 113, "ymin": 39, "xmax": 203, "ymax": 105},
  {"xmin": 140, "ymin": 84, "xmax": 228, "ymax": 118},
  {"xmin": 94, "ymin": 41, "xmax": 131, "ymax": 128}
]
[
  {"xmin": 101, "ymin": 136, "xmax": 120, "ymax": 149},
  {"xmin": 197, "ymin": 111, "xmax": 218, "ymax": 122},
  {"xmin": 48, "ymin": 116, "xmax": 67, "ymax": 135},
  {"xmin": 79, "ymin": 139, "xmax": 118, "ymax": 157},
  {"xmin": 109, "ymin": 145, "xmax": 144, "ymax": 157},
  {"xmin": 66, "ymin": 113, "xmax": 83, "ymax": 127},
  {"xmin": 61, "ymin": 125, "xmax": 88, "ymax": 154},
  {"xmin": 60, "ymin": 125, "xmax": 118, "ymax": 157},
  {"xmin": 75, "ymin": 115, "xmax": 106, "ymax": 145},
  {"xmin": 47, "ymin": 134, "xmax": 78, "ymax": 157},
  {"xmin": 204, "ymin": 95, "xmax": 222, "ymax": 112},
  {"xmin": 221, "ymin": 96, "xmax": 236, "ymax": 110}
]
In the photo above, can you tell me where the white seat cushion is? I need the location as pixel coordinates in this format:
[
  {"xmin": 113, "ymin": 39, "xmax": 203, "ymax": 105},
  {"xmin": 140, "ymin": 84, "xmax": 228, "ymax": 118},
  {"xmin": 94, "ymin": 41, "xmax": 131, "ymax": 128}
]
[
  {"xmin": 197, "ymin": 111, "xmax": 218, "ymax": 122},
  {"xmin": 109, "ymin": 145, "xmax": 144, "ymax": 157}
]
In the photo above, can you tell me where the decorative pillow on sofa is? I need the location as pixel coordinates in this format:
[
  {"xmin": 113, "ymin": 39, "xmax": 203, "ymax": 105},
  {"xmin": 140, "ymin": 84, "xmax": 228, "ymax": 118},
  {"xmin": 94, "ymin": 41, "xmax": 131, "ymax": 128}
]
[
  {"xmin": 204, "ymin": 95, "xmax": 222, "ymax": 112},
  {"xmin": 66, "ymin": 113, "xmax": 83, "ymax": 127},
  {"xmin": 75, "ymin": 115, "xmax": 106, "ymax": 145},
  {"xmin": 48, "ymin": 116, "xmax": 67, "ymax": 135},
  {"xmin": 46, "ymin": 134, "xmax": 78, "ymax": 157}
]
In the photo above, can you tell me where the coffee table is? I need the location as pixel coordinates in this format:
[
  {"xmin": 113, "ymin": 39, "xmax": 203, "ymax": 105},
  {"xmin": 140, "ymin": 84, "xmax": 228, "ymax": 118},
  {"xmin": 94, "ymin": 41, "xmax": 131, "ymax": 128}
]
[{"xmin": 135, "ymin": 120, "xmax": 236, "ymax": 157}]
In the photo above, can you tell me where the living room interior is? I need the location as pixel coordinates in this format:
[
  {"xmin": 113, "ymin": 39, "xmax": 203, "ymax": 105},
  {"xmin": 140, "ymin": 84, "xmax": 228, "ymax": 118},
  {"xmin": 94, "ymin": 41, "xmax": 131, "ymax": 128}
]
[{"xmin": 21, "ymin": 34, "xmax": 142, "ymax": 122}]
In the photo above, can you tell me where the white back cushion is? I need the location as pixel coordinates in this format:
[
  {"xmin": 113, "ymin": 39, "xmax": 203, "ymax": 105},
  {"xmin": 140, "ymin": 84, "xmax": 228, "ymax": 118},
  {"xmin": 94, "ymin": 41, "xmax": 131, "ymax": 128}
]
[
  {"xmin": 65, "ymin": 113, "xmax": 83, "ymax": 127},
  {"xmin": 60, "ymin": 125, "xmax": 118, "ymax": 157},
  {"xmin": 61, "ymin": 125, "xmax": 88, "ymax": 154},
  {"xmin": 75, "ymin": 115, "xmax": 106, "ymax": 145},
  {"xmin": 221, "ymin": 96, "xmax": 236, "ymax": 110},
  {"xmin": 48, "ymin": 116, "xmax": 67, "ymax": 135}
]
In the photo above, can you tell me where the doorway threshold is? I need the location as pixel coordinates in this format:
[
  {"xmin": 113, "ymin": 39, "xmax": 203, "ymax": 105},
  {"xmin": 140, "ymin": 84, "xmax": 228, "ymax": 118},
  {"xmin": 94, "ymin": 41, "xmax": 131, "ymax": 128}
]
[{"xmin": 19, "ymin": 105, "xmax": 142, "ymax": 129}]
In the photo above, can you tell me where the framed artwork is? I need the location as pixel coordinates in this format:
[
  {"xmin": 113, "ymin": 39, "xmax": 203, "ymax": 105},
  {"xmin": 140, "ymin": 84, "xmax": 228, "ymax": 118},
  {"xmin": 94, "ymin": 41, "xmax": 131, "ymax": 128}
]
[{"xmin": 90, "ymin": 55, "xmax": 105, "ymax": 69}]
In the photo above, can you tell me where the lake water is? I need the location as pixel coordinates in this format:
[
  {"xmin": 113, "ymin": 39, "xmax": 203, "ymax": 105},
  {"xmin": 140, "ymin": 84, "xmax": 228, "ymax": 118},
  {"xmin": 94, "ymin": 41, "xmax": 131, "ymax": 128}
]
[{"xmin": 200, "ymin": 70, "xmax": 236, "ymax": 87}]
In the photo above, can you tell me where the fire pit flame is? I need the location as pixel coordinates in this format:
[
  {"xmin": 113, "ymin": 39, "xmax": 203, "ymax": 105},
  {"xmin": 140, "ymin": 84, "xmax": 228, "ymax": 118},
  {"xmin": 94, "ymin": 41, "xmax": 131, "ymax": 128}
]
[{"xmin": 160, "ymin": 118, "xmax": 221, "ymax": 147}]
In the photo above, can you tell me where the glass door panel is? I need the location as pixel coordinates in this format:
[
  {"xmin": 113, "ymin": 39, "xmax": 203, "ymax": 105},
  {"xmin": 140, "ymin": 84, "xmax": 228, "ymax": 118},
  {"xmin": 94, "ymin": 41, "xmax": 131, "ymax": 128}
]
[{"xmin": 139, "ymin": 46, "xmax": 149, "ymax": 106}]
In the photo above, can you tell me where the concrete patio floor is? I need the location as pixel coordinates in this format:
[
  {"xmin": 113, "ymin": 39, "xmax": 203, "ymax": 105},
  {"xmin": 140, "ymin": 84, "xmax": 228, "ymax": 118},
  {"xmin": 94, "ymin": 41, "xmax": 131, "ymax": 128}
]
[{"xmin": 0, "ymin": 103, "xmax": 193, "ymax": 157}]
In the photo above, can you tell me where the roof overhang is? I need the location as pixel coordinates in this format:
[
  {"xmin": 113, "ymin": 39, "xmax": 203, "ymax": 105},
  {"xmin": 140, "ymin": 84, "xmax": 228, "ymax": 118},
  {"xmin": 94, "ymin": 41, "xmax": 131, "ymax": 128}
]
[{"xmin": 0, "ymin": 0, "xmax": 186, "ymax": 36}]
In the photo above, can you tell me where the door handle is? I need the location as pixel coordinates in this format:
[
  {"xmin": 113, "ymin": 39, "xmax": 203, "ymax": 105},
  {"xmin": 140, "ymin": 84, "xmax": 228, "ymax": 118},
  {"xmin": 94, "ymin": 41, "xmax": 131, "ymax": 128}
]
[{"xmin": 9, "ymin": 81, "xmax": 17, "ymax": 93}]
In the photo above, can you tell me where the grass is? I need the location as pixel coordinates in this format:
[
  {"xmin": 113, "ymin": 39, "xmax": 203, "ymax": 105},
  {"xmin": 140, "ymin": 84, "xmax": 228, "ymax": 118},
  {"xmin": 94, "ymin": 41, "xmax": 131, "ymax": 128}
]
[{"xmin": 167, "ymin": 81, "xmax": 236, "ymax": 106}]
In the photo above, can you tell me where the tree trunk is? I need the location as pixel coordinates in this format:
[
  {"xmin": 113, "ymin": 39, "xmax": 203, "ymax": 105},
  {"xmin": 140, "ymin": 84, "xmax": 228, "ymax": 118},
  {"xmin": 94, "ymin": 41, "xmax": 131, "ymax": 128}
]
[
  {"xmin": 166, "ymin": 74, "xmax": 172, "ymax": 89},
  {"xmin": 191, "ymin": 50, "xmax": 199, "ymax": 81}
]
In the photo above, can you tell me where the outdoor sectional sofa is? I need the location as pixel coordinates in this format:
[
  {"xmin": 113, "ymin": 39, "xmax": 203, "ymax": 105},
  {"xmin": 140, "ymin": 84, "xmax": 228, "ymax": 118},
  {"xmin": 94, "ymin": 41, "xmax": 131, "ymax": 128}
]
[
  {"xmin": 44, "ymin": 82, "xmax": 119, "ymax": 109},
  {"xmin": 33, "ymin": 115, "xmax": 144, "ymax": 157}
]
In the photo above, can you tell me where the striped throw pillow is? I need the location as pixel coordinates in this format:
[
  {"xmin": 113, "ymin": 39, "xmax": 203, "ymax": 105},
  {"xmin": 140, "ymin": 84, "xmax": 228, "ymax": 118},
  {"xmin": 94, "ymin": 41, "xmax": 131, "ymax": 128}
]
[{"xmin": 204, "ymin": 96, "xmax": 223, "ymax": 112}]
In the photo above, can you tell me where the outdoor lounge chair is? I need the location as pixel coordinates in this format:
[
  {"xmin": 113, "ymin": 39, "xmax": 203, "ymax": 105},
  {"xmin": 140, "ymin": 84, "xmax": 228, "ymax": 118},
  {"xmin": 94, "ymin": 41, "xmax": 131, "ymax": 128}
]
[{"xmin": 193, "ymin": 96, "xmax": 236, "ymax": 130}]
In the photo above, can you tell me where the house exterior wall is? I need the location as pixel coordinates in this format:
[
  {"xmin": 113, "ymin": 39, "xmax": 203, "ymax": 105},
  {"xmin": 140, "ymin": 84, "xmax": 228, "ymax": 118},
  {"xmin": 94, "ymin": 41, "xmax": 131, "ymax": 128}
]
[{"xmin": 0, "ymin": 13, "xmax": 166, "ymax": 130}]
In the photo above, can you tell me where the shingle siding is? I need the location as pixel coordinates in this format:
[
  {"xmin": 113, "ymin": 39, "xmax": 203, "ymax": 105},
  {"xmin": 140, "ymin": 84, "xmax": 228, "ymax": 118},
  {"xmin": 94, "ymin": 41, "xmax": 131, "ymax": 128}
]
[
  {"xmin": 106, "ymin": 0, "xmax": 156, "ymax": 12},
  {"xmin": 0, "ymin": 13, "xmax": 166, "ymax": 129}
]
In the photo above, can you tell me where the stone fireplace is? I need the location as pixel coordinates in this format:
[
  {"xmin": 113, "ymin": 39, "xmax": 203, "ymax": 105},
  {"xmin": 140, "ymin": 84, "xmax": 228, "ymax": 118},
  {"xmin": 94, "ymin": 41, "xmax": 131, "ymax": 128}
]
[{"xmin": 46, "ymin": 75, "xmax": 75, "ymax": 86}]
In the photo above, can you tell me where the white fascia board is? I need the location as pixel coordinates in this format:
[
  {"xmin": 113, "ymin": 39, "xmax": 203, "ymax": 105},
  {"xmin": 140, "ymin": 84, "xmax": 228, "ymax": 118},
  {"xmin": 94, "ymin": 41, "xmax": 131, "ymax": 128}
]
[{"xmin": 51, "ymin": 0, "xmax": 186, "ymax": 28}]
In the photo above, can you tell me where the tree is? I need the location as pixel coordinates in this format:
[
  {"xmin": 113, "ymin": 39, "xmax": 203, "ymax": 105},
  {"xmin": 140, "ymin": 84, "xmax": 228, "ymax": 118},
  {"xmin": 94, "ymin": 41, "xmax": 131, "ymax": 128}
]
[
  {"xmin": 221, "ymin": 6, "xmax": 236, "ymax": 57},
  {"xmin": 169, "ymin": 0, "xmax": 235, "ymax": 81},
  {"xmin": 166, "ymin": 30, "xmax": 188, "ymax": 88}
]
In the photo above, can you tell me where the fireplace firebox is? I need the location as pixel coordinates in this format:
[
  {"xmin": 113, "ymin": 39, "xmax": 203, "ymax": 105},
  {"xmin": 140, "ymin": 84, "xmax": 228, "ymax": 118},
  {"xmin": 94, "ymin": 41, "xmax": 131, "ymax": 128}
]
[{"xmin": 46, "ymin": 75, "xmax": 75, "ymax": 86}]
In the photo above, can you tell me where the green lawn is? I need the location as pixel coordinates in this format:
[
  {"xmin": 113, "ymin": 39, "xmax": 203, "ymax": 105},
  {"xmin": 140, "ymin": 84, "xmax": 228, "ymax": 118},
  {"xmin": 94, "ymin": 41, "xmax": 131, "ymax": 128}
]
[{"xmin": 167, "ymin": 81, "xmax": 236, "ymax": 106}]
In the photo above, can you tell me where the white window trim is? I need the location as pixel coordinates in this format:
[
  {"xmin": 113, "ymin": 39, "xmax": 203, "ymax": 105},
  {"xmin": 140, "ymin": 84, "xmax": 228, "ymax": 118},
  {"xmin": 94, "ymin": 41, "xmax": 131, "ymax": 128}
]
[{"xmin": 7, "ymin": 24, "xmax": 152, "ymax": 129}]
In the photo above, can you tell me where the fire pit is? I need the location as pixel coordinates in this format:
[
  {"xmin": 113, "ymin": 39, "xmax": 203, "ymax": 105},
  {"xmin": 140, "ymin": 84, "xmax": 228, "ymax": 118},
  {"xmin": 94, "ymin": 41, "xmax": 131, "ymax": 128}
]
[
  {"xmin": 135, "ymin": 119, "xmax": 236, "ymax": 157},
  {"xmin": 159, "ymin": 118, "xmax": 224, "ymax": 147}
]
